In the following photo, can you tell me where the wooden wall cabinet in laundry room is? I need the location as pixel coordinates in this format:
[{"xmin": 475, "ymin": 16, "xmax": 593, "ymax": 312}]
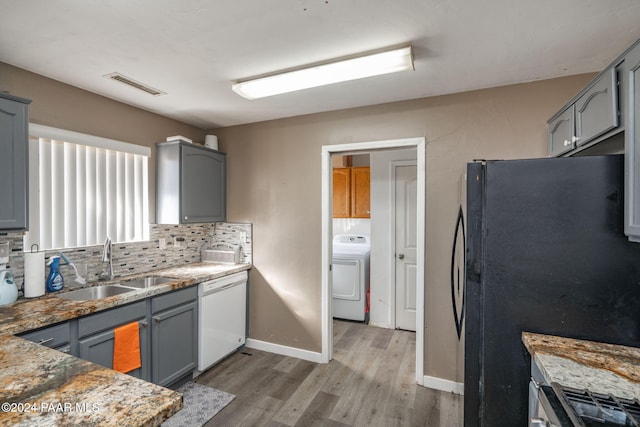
[
  {"xmin": 332, "ymin": 167, "xmax": 370, "ymax": 218},
  {"xmin": 333, "ymin": 168, "xmax": 351, "ymax": 218}
]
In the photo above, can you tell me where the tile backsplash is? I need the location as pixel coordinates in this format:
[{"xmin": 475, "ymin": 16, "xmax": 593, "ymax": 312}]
[{"xmin": 1, "ymin": 222, "xmax": 252, "ymax": 295}]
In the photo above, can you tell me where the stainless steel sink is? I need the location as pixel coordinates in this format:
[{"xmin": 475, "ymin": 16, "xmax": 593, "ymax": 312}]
[
  {"xmin": 56, "ymin": 285, "xmax": 136, "ymax": 301},
  {"xmin": 121, "ymin": 276, "xmax": 174, "ymax": 289}
]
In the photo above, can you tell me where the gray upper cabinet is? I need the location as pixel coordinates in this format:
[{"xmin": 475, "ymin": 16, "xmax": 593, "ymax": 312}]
[
  {"xmin": 181, "ymin": 144, "xmax": 226, "ymax": 222},
  {"xmin": 0, "ymin": 93, "xmax": 31, "ymax": 231},
  {"xmin": 157, "ymin": 141, "xmax": 226, "ymax": 224},
  {"xmin": 624, "ymin": 42, "xmax": 640, "ymax": 241},
  {"xmin": 546, "ymin": 38, "xmax": 640, "ymax": 242},
  {"xmin": 575, "ymin": 68, "xmax": 619, "ymax": 146},
  {"xmin": 548, "ymin": 37, "xmax": 640, "ymax": 242},
  {"xmin": 548, "ymin": 105, "xmax": 576, "ymax": 157},
  {"xmin": 548, "ymin": 68, "xmax": 620, "ymax": 157}
]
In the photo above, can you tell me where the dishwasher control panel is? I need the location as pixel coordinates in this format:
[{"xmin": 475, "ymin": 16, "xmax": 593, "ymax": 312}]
[{"xmin": 199, "ymin": 271, "xmax": 248, "ymax": 295}]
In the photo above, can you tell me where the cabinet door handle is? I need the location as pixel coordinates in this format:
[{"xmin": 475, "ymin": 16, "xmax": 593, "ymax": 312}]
[
  {"xmin": 563, "ymin": 139, "xmax": 572, "ymax": 147},
  {"xmin": 184, "ymin": 216, "xmax": 189, "ymax": 221},
  {"xmin": 38, "ymin": 338, "xmax": 54, "ymax": 345},
  {"xmin": 572, "ymin": 136, "xmax": 580, "ymax": 143},
  {"xmin": 153, "ymin": 316, "xmax": 161, "ymax": 323},
  {"xmin": 398, "ymin": 253, "xmax": 405, "ymax": 260},
  {"xmin": 140, "ymin": 320, "xmax": 148, "ymax": 328}
]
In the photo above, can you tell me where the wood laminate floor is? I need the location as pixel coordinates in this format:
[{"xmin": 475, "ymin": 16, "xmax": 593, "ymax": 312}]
[{"xmin": 198, "ymin": 320, "xmax": 463, "ymax": 426}]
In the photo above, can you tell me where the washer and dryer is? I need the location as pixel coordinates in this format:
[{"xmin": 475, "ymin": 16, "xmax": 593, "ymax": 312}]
[{"xmin": 332, "ymin": 234, "xmax": 370, "ymax": 322}]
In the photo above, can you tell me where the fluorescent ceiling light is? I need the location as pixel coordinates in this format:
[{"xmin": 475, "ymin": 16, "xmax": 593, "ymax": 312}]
[{"xmin": 232, "ymin": 45, "xmax": 414, "ymax": 100}]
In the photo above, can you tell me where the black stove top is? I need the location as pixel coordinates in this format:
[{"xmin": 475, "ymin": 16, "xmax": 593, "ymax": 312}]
[{"xmin": 552, "ymin": 383, "xmax": 640, "ymax": 427}]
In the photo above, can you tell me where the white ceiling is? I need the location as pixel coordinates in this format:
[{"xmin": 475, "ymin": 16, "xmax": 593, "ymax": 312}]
[{"xmin": 2, "ymin": 1, "xmax": 640, "ymax": 129}]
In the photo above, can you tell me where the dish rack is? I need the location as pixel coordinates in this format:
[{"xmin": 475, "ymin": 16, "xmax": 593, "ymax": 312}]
[{"xmin": 201, "ymin": 243, "xmax": 241, "ymax": 264}]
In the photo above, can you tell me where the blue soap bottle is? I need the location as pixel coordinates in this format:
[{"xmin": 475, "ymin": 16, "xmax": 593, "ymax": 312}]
[{"xmin": 46, "ymin": 256, "xmax": 64, "ymax": 292}]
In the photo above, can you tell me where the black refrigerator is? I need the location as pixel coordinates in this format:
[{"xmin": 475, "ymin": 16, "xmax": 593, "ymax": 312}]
[{"xmin": 464, "ymin": 154, "xmax": 640, "ymax": 427}]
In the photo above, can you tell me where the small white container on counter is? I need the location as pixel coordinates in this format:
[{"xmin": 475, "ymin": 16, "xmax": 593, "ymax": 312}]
[{"xmin": 205, "ymin": 135, "xmax": 218, "ymax": 150}]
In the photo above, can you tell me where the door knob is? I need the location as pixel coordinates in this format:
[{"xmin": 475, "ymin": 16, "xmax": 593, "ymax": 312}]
[{"xmin": 398, "ymin": 253, "xmax": 405, "ymax": 259}]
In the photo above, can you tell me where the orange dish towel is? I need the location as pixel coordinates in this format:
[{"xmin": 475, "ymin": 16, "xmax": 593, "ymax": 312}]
[{"xmin": 113, "ymin": 321, "xmax": 141, "ymax": 374}]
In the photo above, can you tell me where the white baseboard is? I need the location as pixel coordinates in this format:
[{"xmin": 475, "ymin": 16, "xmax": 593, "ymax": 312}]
[
  {"xmin": 423, "ymin": 375, "xmax": 464, "ymax": 395},
  {"xmin": 367, "ymin": 321, "xmax": 391, "ymax": 329},
  {"xmin": 245, "ymin": 338, "xmax": 324, "ymax": 363}
]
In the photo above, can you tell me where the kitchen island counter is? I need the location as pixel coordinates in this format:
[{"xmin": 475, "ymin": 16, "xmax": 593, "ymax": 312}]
[
  {"xmin": 0, "ymin": 334, "xmax": 181, "ymax": 426},
  {"xmin": 522, "ymin": 332, "xmax": 640, "ymax": 401}
]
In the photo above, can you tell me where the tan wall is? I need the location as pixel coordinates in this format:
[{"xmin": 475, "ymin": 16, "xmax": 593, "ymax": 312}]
[
  {"xmin": 214, "ymin": 73, "xmax": 596, "ymax": 382},
  {"xmin": 0, "ymin": 61, "xmax": 207, "ymax": 223},
  {"xmin": 1, "ymin": 59, "xmax": 596, "ymax": 382}
]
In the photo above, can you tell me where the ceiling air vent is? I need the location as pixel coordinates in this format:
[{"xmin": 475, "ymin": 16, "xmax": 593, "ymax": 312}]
[{"xmin": 103, "ymin": 72, "xmax": 166, "ymax": 96}]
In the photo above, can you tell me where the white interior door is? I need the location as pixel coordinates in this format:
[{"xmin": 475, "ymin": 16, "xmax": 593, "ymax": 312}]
[{"xmin": 395, "ymin": 164, "xmax": 417, "ymax": 331}]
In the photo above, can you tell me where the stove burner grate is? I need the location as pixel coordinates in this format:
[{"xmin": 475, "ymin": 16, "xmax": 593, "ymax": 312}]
[{"xmin": 553, "ymin": 384, "xmax": 640, "ymax": 427}]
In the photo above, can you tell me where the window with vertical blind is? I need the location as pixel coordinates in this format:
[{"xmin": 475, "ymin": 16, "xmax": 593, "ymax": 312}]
[{"xmin": 25, "ymin": 124, "xmax": 150, "ymax": 250}]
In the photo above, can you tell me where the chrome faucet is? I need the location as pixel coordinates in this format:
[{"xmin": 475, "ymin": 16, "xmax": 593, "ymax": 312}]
[{"xmin": 100, "ymin": 237, "xmax": 114, "ymax": 280}]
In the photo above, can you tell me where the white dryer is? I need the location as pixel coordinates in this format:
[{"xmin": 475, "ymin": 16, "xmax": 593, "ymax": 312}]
[{"xmin": 332, "ymin": 234, "xmax": 370, "ymax": 322}]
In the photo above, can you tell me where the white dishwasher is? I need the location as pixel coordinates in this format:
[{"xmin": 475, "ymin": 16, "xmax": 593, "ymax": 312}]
[{"xmin": 197, "ymin": 270, "xmax": 247, "ymax": 372}]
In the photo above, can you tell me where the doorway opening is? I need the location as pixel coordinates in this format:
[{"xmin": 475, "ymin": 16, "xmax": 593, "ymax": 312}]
[
  {"xmin": 321, "ymin": 137, "xmax": 426, "ymax": 385},
  {"xmin": 331, "ymin": 153, "xmax": 372, "ymax": 325}
]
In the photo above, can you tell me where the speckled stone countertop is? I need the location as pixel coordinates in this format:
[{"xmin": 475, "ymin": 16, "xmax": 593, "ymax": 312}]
[
  {"xmin": 0, "ymin": 262, "xmax": 251, "ymax": 426},
  {"xmin": 522, "ymin": 332, "xmax": 640, "ymax": 400},
  {"xmin": 0, "ymin": 334, "xmax": 180, "ymax": 426},
  {"xmin": 0, "ymin": 262, "xmax": 251, "ymax": 336}
]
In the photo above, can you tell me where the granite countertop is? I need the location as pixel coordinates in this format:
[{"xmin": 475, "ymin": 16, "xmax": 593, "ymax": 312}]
[
  {"xmin": 0, "ymin": 335, "xmax": 180, "ymax": 426},
  {"xmin": 0, "ymin": 262, "xmax": 251, "ymax": 336},
  {"xmin": 0, "ymin": 262, "xmax": 251, "ymax": 426},
  {"xmin": 522, "ymin": 332, "xmax": 640, "ymax": 401}
]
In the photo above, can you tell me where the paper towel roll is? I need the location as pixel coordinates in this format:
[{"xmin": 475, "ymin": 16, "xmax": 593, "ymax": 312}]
[
  {"xmin": 205, "ymin": 135, "xmax": 218, "ymax": 150},
  {"xmin": 24, "ymin": 251, "xmax": 45, "ymax": 298}
]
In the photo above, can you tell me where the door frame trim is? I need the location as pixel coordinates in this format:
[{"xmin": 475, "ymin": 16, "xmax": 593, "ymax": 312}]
[{"xmin": 321, "ymin": 137, "xmax": 426, "ymax": 385}]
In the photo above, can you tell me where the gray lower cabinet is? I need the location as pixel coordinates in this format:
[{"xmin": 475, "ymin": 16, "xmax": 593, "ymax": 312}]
[
  {"xmin": 19, "ymin": 321, "xmax": 73, "ymax": 355},
  {"xmin": 156, "ymin": 140, "xmax": 227, "ymax": 224},
  {"xmin": 151, "ymin": 286, "xmax": 198, "ymax": 387},
  {"xmin": 0, "ymin": 93, "xmax": 31, "ymax": 231},
  {"xmin": 624, "ymin": 43, "xmax": 640, "ymax": 241},
  {"xmin": 18, "ymin": 286, "xmax": 199, "ymax": 387},
  {"xmin": 77, "ymin": 301, "xmax": 150, "ymax": 381}
]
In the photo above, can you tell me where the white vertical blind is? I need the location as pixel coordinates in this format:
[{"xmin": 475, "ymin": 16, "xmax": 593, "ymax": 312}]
[{"xmin": 26, "ymin": 136, "xmax": 149, "ymax": 250}]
